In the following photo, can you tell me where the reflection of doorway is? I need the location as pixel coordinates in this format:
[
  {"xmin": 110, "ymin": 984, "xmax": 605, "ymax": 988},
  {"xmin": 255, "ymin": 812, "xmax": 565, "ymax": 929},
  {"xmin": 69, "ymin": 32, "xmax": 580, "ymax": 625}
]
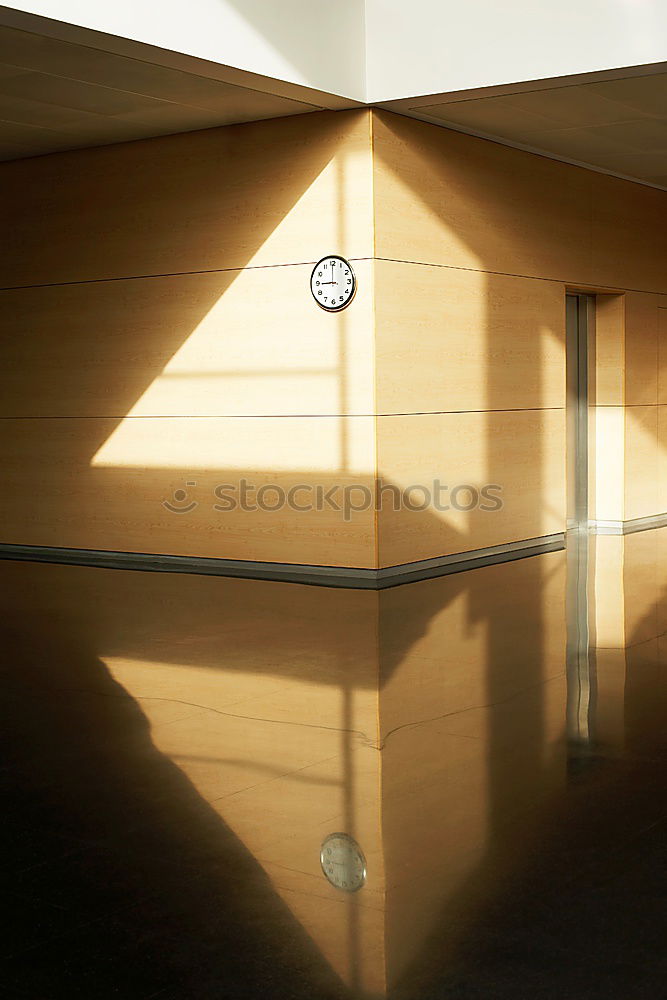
[{"xmin": 565, "ymin": 294, "xmax": 595, "ymax": 745}]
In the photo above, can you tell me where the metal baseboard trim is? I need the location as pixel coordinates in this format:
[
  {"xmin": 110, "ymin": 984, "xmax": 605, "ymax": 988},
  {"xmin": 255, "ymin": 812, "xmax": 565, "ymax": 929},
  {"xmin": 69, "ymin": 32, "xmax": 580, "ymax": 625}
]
[
  {"xmin": 0, "ymin": 534, "xmax": 565, "ymax": 590},
  {"xmin": 375, "ymin": 533, "xmax": 565, "ymax": 587},
  {"xmin": 591, "ymin": 514, "xmax": 667, "ymax": 536},
  {"xmin": 0, "ymin": 543, "xmax": 379, "ymax": 589}
]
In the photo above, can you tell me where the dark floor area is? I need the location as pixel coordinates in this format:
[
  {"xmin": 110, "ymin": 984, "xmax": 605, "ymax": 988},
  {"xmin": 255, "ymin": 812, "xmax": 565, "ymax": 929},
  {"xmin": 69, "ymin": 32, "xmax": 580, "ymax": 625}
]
[{"xmin": 1, "ymin": 536, "xmax": 666, "ymax": 998}]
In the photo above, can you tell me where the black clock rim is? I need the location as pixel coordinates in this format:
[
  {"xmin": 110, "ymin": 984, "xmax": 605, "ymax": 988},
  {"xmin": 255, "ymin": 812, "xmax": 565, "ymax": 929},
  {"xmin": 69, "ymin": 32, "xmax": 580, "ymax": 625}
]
[{"xmin": 310, "ymin": 255, "xmax": 357, "ymax": 312}]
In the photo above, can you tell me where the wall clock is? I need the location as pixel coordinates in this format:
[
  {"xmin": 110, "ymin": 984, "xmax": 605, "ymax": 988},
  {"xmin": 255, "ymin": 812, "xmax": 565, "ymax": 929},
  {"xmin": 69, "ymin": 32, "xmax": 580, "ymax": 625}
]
[
  {"xmin": 310, "ymin": 255, "xmax": 356, "ymax": 311},
  {"xmin": 320, "ymin": 833, "xmax": 366, "ymax": 892}
]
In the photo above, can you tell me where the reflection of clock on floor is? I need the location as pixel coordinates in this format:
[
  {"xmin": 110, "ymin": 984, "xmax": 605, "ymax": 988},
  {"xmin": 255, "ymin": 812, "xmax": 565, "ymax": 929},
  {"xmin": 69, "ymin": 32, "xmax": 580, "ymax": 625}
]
[{"xmin": 320, "ymin": 833, "xmax": 366, "ymax": 892}]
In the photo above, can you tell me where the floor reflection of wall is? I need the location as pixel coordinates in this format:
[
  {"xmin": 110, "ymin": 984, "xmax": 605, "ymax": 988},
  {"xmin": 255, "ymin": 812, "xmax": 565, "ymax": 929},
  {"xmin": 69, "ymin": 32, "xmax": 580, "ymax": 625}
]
[
  {"xmin": 0, "ymin": 552, "xmax": 604, "ymax": 997},
  {"xmin": 106, "ymin": 596, "xmax": 387, "ymax": 997},
  {"xmin": 594, "ymin": 528, "xmax": 667, "ymax": 754},
  {"xmin": 1, "ymin": 560, "xmax": 386, "ymax": 997},
  {"xmin": 379, "ymin": 551, "xmax": 568, "ymax": 991}
]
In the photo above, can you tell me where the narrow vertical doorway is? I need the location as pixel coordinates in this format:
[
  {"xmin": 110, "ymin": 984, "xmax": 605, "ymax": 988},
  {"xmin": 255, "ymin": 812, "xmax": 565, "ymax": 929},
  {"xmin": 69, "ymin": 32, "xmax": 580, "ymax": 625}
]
[{"xmin": 566, "ymin": 293, "xmax": 595, "ymax": 747}]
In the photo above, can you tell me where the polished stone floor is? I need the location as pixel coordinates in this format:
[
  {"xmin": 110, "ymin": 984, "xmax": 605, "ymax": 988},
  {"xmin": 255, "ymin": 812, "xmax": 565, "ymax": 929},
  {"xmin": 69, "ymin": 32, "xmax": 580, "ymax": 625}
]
[{"xmin": 1, "ymin": 530, "xmax": 666, "ymax": 998}]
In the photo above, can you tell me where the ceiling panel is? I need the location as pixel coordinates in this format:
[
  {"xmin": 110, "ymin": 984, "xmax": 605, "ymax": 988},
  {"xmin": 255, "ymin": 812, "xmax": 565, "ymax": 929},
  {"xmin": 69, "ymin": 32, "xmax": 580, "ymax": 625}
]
[
  {"xmin": 396, "ymin": 71, "xmax": 667, "ymax": 189},
  {"xmin": 0, "ymin": 23, "xmax": 323, "ymax": 162},
  {"xmin": 587, "ymin": 75, "xmax": 667, "ymax": 118},
  {"xmin": 502, "ymin": 86, "xmax": 655, "ymax": 128}
]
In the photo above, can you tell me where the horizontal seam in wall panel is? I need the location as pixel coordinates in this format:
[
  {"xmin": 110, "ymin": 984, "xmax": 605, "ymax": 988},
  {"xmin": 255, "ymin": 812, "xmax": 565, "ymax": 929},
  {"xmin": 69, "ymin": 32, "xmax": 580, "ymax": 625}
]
[
  {"xmin": 0, "ymin": 408, "xmax": 566, "ymax": 420},
  {"xmin": 376, "ymin": 407, "xmax": 564, "ymax": 417},
  {"xmin": 0, "ymin": 413, "xmax": 375, "ymax": 420},
  {"xmin": 3, "ymin": 257, "xmax": 665, "ymax": 298},
  {"xmin": 371, "ymin": 257, "xmax": 667, "ymax": 298},
  {"xmin": 593, "ymin": 403, "xmax": 663, "ymax": 407},
  {"xmin": 0, "ymin": 258, "xmax": 373, "ymax": 293}
]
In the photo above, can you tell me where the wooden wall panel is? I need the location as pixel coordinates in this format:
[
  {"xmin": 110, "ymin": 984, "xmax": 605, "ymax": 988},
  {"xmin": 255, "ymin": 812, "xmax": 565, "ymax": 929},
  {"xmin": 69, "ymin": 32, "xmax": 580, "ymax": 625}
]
[
  {"xmin": 0, "ymin": 261, "xmax": 376, "ymax": 418},
  {"xmin": 592, "ymin": 405, "xmax": 625, "ymax": 522},
  {"xmin": 594, "ymin": 294, "xmax": 625, "ymax": 407},
  {"xmin": 372, "ymin": 109, "xmax": 667, "ymax": 559},
  {"xmin": 374, "ymin": 262, "xmax": 565, "ymax": 414},
  {"xmin": 372, "ymin": 110, "xmax": 575, "ymax": 563},
  {"xmin": 658, "ymin": 307, "xmax": 667, "ymax": 406},
  {"xmin": 372, "ymin": 110, "xmax": 594, "ymax": 286},
  {"xmin": 591, "ymin": 176, "xmax": 667, "ymax": 296},
  {"xmin": 658, "ymin": 406, "xmax": 667, "ymax": 515},
  {"xmin": 624, "ymin": 405, "xmax": 660, "ymax": 521},
  {"xmin": 0, "ymin": 415, "xmax": 377, "ymax": 566},
  {"xmin": 593, "ymin": 293, "xmax": 665, "ymax": 522},
  {"xmin": 376, "ymin": 409, "xmax": 565, "ymax": 566},
  {"xmin": 0, "ymin": 109, "xmax": 378, "ymax": 565},
  {"xmin": 4, "ymin": 105, "xmax": 667, "ymax": 567},
  {"xmin": 372, "ymin": 110, "xmax": 667, "ymax": 295},
  {"xmin": 624, "ymin": 293, "xmax": 659, "ymax": 407},
  {"xmin": 623, "ymin": 272, "xmax": 665, "ymax": 520},
  {"xmin": 0, "ymin": 110, "xmax": 374, "ymax": 288}
]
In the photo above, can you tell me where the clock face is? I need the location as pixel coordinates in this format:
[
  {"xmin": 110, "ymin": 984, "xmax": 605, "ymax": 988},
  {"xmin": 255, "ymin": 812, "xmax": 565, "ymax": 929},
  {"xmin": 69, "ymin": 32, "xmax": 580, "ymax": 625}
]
[
  {"xmin": 310, "ymin": 256, "xmax": 356, "ymax": 311},
  {"xmin": 320, "ymin": 833, "xmax": 366, "ymax": 892}
]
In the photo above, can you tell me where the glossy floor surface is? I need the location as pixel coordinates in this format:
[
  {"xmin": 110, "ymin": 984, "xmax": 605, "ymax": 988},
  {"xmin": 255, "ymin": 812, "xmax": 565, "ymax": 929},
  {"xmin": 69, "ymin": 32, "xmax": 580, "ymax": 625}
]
[{"xmin": 2, "ymin": 530, "xmax": 667, "ymax": 998}]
